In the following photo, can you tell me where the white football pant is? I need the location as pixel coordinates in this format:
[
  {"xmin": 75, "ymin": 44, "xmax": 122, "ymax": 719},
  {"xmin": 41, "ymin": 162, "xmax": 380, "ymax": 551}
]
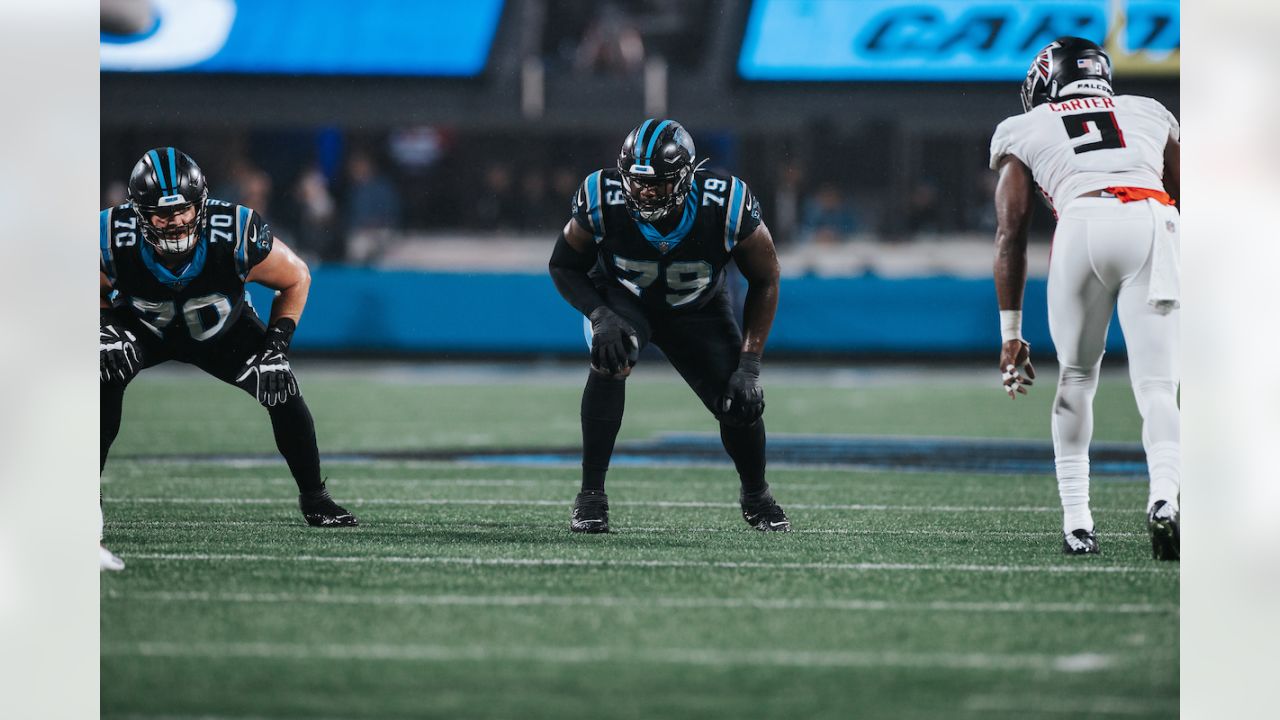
[{"xmin": 1047, "ymin": 197, "xmax": 1180, "ymax": 533}]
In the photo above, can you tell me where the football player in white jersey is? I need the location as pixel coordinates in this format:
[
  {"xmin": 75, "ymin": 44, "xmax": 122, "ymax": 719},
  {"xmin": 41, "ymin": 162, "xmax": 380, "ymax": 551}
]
[{"xmin": 990, "ymin": 37, "xmax": 1180, "ymax": 559}]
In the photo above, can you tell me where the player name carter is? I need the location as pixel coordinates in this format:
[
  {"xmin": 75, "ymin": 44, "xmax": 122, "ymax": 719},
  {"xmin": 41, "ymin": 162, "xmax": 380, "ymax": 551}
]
[{"xmin": 1048, "ymin": 96, "xmax": 1116, "ymax": 112}]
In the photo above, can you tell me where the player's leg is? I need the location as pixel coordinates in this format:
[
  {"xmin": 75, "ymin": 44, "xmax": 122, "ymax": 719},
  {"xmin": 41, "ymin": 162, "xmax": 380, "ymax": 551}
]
[
  {"xmin": 194, "ymin": 310, "xmax": 356, "ymax": 526},
  {"xmin": 653, "ymin": 292, "xmax": 788, "ymax": 531},
  {"xmin": 99, "ymin": 499, "xmax": 124, "ymax": 571},
  {"xmin": 100, "ymin": 317, "xmax": 167, "ymax": 472},
  {"xmin": 100, "ymin": 314, "xmax": 167, "ymax": 570},
  {"xmin": 1115, "ymin": 205, "xmax": 1181, "ymax": 559},
  {"xmin": 572, "ymin": 285, "xmax": 651, "ymax": 533},
  {"xmin": 1047, "ymin": 209, "xmax": 1119, "ymax": 553}
]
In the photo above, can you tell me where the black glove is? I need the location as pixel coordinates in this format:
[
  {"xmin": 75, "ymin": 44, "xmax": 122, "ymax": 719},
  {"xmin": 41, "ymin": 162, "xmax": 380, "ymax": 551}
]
[
  {"xmin": 717, "ymin": 352, "xmax": 764, "ymax": 426},
  {"xmin": 100, "ymin": 318, "xmax": 141, "ymax": 384},
  {"xmin": 236, "ymin": 318, "xmax": 298, "ymax": 407},
  {"xmin": 588, "ymin": 307, "xmax": 639, "ymax": 376}
]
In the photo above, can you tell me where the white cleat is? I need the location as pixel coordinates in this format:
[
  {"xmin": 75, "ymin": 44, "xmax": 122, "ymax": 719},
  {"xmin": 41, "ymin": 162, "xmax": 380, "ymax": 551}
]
[{"xmin": 100, "ymin": 544, "xmax": 125, "ymax": 572}]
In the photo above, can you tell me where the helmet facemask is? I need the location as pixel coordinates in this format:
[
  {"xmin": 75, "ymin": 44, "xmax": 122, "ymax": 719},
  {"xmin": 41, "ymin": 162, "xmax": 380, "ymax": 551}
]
[
  {"xmin": 619, "ymin": 162, "xmax": 696, "ymax": 222},
  {"xmin": 132, "ymin": 195, "xmax": 207, "ymax": 256}
]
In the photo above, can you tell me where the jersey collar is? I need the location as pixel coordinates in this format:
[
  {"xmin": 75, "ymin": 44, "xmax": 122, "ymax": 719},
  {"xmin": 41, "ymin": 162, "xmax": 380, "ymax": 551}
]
[
  {"xmin": 140, "ymin": 234, "xmax": 208, "ymax": 290},
  {"xmin": 634, "ymin": 180, "xmax": 699, "ymax": 254}
]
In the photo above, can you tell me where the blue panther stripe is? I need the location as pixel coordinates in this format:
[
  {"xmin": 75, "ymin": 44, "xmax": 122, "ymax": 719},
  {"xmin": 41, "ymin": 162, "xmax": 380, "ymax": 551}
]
[
  {"xmin": 100, "ymin": 208, "xmax": 115, "ymax": 280},
  {"xmin": 235, "ymin": 205, "xmax": 252, "ymax": 279},
  {"xmin": 633, "ymin": 118, "xmax": 655, "ymax": 160},
  {"xmin": 148, "ymin": 149, "xmax": 167, "ymax": 191},
  {"xmin": 167, "ymin": 148, "xmax": 177, "ymax": 193},
  {"xmin": 723, "ymin": 177, "xmax": 744, "ymax": 252},
  {"xmin": 584, "ymin": 171, "xmax": 603, "ymax": 239},
  {"xmin": 643, "ymin": 119, "xmax": 673, "ymax": 162}
]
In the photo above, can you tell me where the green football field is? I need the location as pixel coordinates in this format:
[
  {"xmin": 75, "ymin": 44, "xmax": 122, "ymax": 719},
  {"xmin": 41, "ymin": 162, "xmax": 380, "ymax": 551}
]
[{"xmin": 101, "ymin": 362, "xmax": 1178, "ymax": 720}]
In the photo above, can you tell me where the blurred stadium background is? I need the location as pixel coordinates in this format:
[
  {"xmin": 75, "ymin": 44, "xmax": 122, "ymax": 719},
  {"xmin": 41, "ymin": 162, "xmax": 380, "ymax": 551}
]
[
  {"xmin": 100, "ymin": 1, "xmax": 1180, "ymax": 718},
  {"xmin": 102, "ymin": 0, "xmax": 1178, "ymax": 356}
]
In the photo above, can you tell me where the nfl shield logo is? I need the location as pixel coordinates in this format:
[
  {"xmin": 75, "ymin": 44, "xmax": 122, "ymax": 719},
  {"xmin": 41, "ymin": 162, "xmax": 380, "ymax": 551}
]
[{"xmin": 659, "ymin": 241, "xmax": 669, "ymax": 252}]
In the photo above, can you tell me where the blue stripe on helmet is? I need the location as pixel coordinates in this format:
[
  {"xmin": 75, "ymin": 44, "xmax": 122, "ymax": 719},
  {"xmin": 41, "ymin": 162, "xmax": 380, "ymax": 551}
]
[
  {"xmin": 644, "ymin": 120, "xmax": 673, "ymax": 163},
  {"xmin": 633, "ymin": 119, "xmax": 655, "ymax": 160},
  {"xmin": 167, "ymin": 148, "xmax": 178, "ymax": 194},
  {"xmin": 148, "ymin": 150, "xmax": 167, "ymax": 191}
]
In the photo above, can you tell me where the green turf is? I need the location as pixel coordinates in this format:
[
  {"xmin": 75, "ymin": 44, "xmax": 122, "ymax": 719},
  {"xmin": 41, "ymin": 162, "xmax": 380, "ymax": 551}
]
[{"xmin": 102, "ymin": 367, "xmax": 1175, "ymax": 720}]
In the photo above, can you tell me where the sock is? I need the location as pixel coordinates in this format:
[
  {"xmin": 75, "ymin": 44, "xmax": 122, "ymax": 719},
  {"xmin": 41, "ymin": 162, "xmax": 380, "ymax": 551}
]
[
  {"xmin": 267, "ymin": 396, "xmax": 324, "ymax": 494},
  {"xmin": 1055, "ymin": 454, "xmax": 1093, "ymax": 533},
  {"xmin": 721, "ymin": 418, "xmax": 768, "ymax": 497},
  {"xmin": 581, "ymin": 371, "xmax": 625, "ymax": 493},
  {"xmin": 1146, "ymin": 440, "xmax": 1180, "ymax": 512}
]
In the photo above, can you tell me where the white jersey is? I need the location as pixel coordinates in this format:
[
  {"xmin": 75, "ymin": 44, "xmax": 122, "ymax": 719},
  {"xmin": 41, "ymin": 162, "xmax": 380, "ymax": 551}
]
[{"xmin": 989, "ymin": 94, "xmax": 1179, "ymax": 213}]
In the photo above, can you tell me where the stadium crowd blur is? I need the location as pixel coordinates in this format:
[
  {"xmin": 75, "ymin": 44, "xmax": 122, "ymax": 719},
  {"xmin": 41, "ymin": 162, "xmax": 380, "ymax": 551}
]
[{"xmin": 101, "ymin": 0, "xmax": 1052, "ymax": 267}]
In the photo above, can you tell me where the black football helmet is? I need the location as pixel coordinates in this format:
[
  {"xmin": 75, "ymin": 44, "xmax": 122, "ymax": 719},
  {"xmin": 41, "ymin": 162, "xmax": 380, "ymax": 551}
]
[
  {"xmin": 617, "ymin": 119, "xmax": 704, "ymax": 221},
  {"xmin": 127, "ymin": 147, "xmax": 208, "ymax": 256},
  {"xmin": 1021, "ymin": 37, "xmax": 1114, "ymax": 113}
]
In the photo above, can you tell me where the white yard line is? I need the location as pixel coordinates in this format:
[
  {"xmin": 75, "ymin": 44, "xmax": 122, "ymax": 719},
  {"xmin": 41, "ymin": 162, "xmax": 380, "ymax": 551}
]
[
  {"xmin": 103, "ymin": 497, "xmax": 1139, "ymax": 513},
  {"xmin": 101, "ymin": 640, "xmax": 1118, "ymax": 673},
  {"xmin": 110, "ymin": 519, "xmax": 1145, "ymax": 538},
  {"xmin": 121, "ymin": 552, "xmax": 1176, "ymax": 575},
  {"xmin": 963, "ymin": 694, "xmax": 1178, "ymax": 716},
  {"xmin": 103, "ymin": 589, "xmax": 1176, "ymax": 615}
]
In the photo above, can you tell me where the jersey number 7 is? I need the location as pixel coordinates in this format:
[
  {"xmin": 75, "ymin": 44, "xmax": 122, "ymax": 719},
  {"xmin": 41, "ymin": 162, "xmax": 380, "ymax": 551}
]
[{"xmin": 1063, "ymin": 112, "xmax": 1126, "ymax": 154}]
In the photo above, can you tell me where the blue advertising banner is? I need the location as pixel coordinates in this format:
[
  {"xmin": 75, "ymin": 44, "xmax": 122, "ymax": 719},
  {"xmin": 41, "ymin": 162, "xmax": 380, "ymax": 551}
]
[
  {"xmin": 101, "ymin": 0, "xmax": 505, "ymax": 76},
  {"xmin": 739, "ymin": 0, "xmax": 1179, "ymax": 81},
  {"xmin": 247, "ymin": 269, "xmax": 1123, "ymax": 355}
]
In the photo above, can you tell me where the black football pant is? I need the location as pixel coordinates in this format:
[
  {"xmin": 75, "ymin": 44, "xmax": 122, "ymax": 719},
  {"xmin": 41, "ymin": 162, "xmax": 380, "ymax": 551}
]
[
  {"xmin": 580, "ymin": 285, "xmax": 767, "ymax": 497},
  {"xmin": 100, "ymin": 310, "xmax": 324, "ymax": 494}
]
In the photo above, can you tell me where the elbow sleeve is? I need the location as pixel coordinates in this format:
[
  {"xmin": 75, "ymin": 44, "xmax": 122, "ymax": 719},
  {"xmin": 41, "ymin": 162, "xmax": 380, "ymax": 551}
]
[{"xmin": 549, "ymin": 231, "xmax": 596, "ymax": 273}]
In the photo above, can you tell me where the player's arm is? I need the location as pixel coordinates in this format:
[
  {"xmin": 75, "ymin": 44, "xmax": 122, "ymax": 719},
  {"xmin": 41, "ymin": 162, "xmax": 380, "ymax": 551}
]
[
  {"xmin": 992, "ymin": 154, "xmax": 1037, "ymax": 398},
  {"xmin": 99, "ymin": 271, "xmax": 140, "ymax": 383},
  {"xmin": 246, "ymin": 238, "xmax": 311, "ymax": 325},
  {"xmin": 714, "ymin": 222, "xmax": 779, "ymax": 426},
  {"xmin": 549, "ymin": 219, "xmax": 637, "ymax": 377},
  {"xmin": 100, "ymin": 272, "xmax": 113, "ymax": 309},
  {"xmin": 732, "ymin": 223, "xmax": 781, "ymax": 356},
  {"xmin": 1163, "ymin": 137, "xmax": 1180, "ymax": 209},
  {"xmin": 549, "ymin": 219, "xmax": 607, "ymax": 316}
]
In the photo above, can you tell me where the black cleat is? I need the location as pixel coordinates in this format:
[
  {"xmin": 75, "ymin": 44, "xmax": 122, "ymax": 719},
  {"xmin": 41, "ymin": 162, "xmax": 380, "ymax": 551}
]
[
  {"xmin": 1062, "ymin": 528, "xmax": 1100, "ymax": 555},
  {"xmin": 299, "ymin": 486, "xmax": 358, "ymax": 527},
  {"xmin": 571, "ymin": 491, "xmax": 610, "ymax": 533},
  {"xmin": 1148, "ymin": 500, "xmax": 1180, "ymax": 561},
  {"xmin": 741, "ymin": 489, "xmax": 791, "ymax": 532}
]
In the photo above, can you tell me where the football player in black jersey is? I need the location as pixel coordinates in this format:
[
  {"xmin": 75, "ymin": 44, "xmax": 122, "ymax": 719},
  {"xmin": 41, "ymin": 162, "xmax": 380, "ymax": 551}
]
[
  {"xmin": 100, "ymin": 148, "xmax": 357, "ymax": 530},
  {"xmin": 548, "ymin": 119, "xmax": 788, "ymax": 533}
]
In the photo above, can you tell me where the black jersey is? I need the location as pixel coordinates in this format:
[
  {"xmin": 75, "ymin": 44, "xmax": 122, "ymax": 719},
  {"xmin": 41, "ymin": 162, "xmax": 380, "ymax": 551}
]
[
  {"xmin": 100, "ymin": 198, "xmax": 273, "ymax": 348},
  {"xmin": 571, "ymin": 168, "xmax": 762, "ymax": 312}
]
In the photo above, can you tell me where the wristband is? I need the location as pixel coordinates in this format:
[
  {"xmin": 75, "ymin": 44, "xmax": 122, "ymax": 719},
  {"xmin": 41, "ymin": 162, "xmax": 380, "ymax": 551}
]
[
  {"xmin": 999, "ymin": 310, "xmax": 1023, "ymax": 343},
  {"xmin": 265, "ymin": 317, "xmax": 297, "ymax": 353}
]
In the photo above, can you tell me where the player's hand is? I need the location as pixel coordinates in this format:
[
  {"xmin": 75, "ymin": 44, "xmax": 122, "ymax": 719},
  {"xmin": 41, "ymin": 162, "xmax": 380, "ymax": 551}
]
[
  {"xmin": 100, "ymin": 323, "xmax": 141, "ymax": 384},
  {"xmin": 235, "ymin": 349, "xmax": 298, "ymax": 407},
  {"xmin": 718, "ymin": 352, "xmax": 765, "ymax": 426},
  {"xmin": 999, "ymin": 339, "xmax": 1035, "ymax": 398},
  {"xmin": 588, "ymin": 307, "xmax": 639, "ymax": 377}
]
